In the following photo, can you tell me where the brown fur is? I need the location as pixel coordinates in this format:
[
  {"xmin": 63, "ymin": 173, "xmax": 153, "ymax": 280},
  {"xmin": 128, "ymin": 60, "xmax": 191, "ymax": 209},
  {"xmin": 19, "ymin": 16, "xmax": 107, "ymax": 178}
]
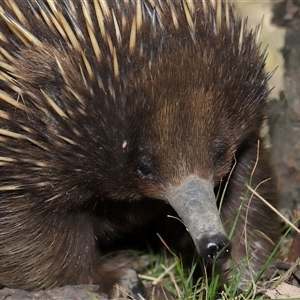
[{"xmin": 0, "ymin": 0, "xmax": 279, "ymax": 298}]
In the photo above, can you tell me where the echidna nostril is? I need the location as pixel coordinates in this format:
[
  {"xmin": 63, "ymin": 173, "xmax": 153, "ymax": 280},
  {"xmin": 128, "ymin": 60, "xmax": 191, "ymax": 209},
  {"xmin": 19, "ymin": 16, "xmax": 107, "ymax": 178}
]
[{"xmin": 198, "ymin": 235, "xmax": 231, "ymax": 265}]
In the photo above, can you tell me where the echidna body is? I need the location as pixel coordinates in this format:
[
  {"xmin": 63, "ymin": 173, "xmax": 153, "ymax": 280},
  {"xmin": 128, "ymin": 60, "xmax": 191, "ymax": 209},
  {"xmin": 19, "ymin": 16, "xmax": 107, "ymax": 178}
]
[{"xmin": 0, "ymin": 0, "xmax": 279, "ymax": 298}]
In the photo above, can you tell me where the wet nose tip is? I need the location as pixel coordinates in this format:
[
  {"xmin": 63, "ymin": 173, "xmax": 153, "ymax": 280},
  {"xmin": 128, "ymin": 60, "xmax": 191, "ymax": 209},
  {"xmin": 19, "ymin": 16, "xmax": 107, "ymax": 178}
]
[{"xmin": 198, "ymin": 234, "xmax": 231, "ymax": 264}]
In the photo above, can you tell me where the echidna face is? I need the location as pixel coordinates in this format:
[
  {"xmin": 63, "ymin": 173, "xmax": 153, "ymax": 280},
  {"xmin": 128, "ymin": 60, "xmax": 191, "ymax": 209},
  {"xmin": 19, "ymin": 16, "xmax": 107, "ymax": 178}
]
[{"xmin": 131, "ymin": 128, "xmax": 234, "ymax": 264}]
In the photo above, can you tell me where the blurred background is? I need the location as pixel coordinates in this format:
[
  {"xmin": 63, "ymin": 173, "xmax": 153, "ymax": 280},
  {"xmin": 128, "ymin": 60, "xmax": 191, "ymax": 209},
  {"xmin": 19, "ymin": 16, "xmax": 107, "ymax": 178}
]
[{"xmin": 237, "ymin": 0, "xmax": 300, "ymax": 214}]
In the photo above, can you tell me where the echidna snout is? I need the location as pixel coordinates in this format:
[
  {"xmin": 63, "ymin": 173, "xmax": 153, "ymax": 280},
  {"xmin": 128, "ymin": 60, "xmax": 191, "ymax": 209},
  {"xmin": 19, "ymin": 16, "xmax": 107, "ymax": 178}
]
[
  {"xmin": 166, "ymin": 176, "xmax": 231, "ymax": 264},
  {"xmin": 198, "ymin": 234, "xmax": 231, "ymax": 264}
]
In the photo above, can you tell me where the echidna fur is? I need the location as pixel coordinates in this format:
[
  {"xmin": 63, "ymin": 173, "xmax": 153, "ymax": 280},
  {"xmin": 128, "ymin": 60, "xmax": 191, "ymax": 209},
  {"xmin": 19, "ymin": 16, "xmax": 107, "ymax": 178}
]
[{"xmin": 0, "ymin": 0, "xmax": 279, "ymax": 298}]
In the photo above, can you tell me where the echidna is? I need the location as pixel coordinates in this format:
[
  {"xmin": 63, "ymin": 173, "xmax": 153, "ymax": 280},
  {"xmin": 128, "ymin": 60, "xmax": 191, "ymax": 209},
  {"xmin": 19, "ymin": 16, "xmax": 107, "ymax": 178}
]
[{"xmin": 0, "ymin": 0, "xmax": 279, "ymax": 298}]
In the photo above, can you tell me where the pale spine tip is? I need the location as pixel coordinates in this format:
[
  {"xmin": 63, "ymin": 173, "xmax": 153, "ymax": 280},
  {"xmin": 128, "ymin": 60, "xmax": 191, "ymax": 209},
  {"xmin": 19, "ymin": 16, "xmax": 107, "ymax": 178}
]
[
  {"xmin": 82, "ymin": 1, "xmax": 102, "ymax": 62},
  {"xmin": 112, "ymin": 9, "xmax": 122, "ymax": 44},
  {"xmin": 255, "ymin": 16, "xmax": 264, "ymax": 45},
  {"xmin": 216, "ymin": 0, "xmax": 222, "ymax": 30},
  {"xmin": 113, "ymin": 47, "xmax": 120, "ymax": 78},
  {"xmin": 239, "ymin": 17, "xmax": 245, "ymax": 53},
  {"xmin": 225, "ymin": 0, "xmax": 230, "ymax": 30},
  {"xmin": 7, "ymin": 0, "xmax": 27, "ymax": 25},
  {"xmin": 182, "ymin": 0, "xmax": 195, "ymax": 34},
  {"xmin": 129, "ymin": 14, "xmax": 137, "ymax": 53},
  {"xmin": 168, "ymin": 1, "xmax": 179, "ymax": 30},
  {"xmin": 98, "ymin": 0, "xmax": 110, "ymax": 19},
  {"xmin": 136, "ymin": 0, "xmax": 142, "ymax": 30},
  {"xmin": 41, "ymin": 90, "xmax": 68, "ymax": 119},
  {"xmin": 94, "ymin": 0, "xmax": 106, "ymax": 38}
]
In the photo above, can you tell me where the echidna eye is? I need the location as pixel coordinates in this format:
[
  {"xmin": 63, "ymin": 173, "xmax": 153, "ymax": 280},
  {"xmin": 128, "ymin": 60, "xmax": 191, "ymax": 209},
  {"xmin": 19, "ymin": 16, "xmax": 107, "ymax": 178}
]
[
  {"xmin": 212, "ymin": 138, "xmax": 229, "ymax": 167},
  {"xmin": 135, "ymin": 164, "xmax": 153, "ymax": 179}
]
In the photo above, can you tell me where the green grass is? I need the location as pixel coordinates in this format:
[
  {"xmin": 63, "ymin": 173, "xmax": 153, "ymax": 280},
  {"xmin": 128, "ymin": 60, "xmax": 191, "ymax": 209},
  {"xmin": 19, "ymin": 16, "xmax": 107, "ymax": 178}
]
[
  {"xmin": 135, "ymin": 202, "xmax": 294, "ymax": 300},
  {"xmin": 138, "ymin": 238, "xmax": 282, "ymax": 300}
]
